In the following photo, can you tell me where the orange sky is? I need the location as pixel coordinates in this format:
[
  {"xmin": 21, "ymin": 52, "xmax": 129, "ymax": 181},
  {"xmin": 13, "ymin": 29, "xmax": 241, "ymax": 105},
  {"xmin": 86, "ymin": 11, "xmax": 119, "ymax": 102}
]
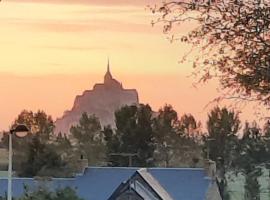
[{"xmin": 0, "ymin": 0, "xmax": 267, "ymax": 130}]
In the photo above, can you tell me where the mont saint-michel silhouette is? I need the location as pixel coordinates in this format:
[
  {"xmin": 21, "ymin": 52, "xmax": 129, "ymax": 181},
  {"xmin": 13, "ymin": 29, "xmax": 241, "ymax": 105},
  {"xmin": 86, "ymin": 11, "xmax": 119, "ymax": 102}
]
[{"xmin": 55, "ymin": 60, "xmax": 139, "ymax": 134}]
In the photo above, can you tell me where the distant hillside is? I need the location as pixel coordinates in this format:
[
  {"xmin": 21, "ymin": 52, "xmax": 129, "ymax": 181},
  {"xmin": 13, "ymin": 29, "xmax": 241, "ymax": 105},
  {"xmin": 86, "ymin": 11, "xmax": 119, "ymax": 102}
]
[{"xmin": 55, "ymin": 62, "xmax": 139, "ymax": 134}]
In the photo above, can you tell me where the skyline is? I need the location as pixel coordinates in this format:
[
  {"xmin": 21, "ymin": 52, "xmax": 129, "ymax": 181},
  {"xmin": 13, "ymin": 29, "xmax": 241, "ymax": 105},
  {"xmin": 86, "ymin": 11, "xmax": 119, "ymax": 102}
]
[{"xmin": 0, "ymin": 0, "xmax": 267, "ymax": 130}]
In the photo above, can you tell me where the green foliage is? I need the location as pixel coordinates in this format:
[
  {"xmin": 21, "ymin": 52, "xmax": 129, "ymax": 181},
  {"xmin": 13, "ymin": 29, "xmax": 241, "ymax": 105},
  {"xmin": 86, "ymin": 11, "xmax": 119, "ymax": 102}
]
[
  {"xmin": 234, "ymin": 122, "xmax": 267, "ymax": 200},
  {"xmin": 106, "ymin": 104, "xmax": 155, "ymax": 167},
  {"xmin": 205, "ymin": 107, "xmax": 240, "ymax": 164},
  {"xmin": 70, "ymin": 112, "xmax": 105, "ymax": 166},
  {"xmin": 105, "ymin": 104, "xmax": 202, "ymax": 168},
  {"xmin": 1, "ymin": 110, "xmax": 54, "ymax": 150},
  {"xmin": 19, "ymin": 135, "xmax": 68, "ymax": 177},
  {"xmin": 13, "ymin": 110, "xmax": 54, "ymax": 142},
  {"xmin": 2, "ymin": 106, "xmax": 269, "ymax": 199},
  {"xmin": 1, "ymin": 110, "xmax": 72, "ymax": 177},
  {"xmin": 103, "ymin": 125, "xmax": 120, "ymax": 166},
  {"xmin": 152, "ymin": 105, "xmax": 179, "ymax": 167},
  {"xmin": 153, "ymin": 105, "xmax": 202, "ymax": 167},
  {"xmin": 221, "ymin": 121, "xmax": 270, "ymax": 199},
  {"xmin": 18, "ymin": 186, "xmax": 83, "ymax": 200},
  {"xmin": 204, "ymin": 107, "xmax": 240, "ymax": 198},
  {"xmin": 179, "ymin": 114, "xmax": 201, "ymax": 138}
]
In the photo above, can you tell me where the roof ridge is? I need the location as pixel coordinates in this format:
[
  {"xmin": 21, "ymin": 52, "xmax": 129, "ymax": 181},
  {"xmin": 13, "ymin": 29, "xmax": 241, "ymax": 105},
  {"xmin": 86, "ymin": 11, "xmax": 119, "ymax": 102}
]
[
  {"xmin": 85, "ymin": 166, "xmax": 139, "ymax": 170},
  {"xmin": 137, "ymin": 168, "xmax": 174, "ymax": 200},
  {"xmin": 148, "ymin": 167, "xmax": 205, "ymax": 171},
  {"xmin": 84, "ymin": 167, "xmax": 204, "ymax": 170}
]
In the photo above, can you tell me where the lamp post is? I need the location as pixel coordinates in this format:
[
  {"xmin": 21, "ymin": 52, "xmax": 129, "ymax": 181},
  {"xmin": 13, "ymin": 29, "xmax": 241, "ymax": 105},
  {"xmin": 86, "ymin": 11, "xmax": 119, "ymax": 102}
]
[{"xmin": 8, "ymin": 124, "xmax": 29, "ymax": 200}]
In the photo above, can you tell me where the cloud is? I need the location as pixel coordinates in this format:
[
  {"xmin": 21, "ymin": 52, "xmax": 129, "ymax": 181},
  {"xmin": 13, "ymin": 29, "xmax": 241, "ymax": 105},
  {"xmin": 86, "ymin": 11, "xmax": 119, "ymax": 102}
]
[
  {"xmin": 8, "ymin": 0, "xmax": 160, "ymax": 6},
  {"xmin": 6, "ymin": 17, "xmax": 156, "ymax": 34},
  {"xmin": 0, "ymin": 2, "xmax": 158, "ymax": 34},
  {"xmin": 38, "ymin": 45, "xmax": 106, "ymax": 51}
]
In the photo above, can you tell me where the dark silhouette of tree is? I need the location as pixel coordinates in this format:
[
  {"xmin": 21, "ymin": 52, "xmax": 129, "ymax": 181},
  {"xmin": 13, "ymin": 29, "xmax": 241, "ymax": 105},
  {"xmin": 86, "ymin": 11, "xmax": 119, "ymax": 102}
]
[
  {"xmin": 103, "ymin": 125, "xmax": 121, "ymax": 166},
  {"xmin": 1, "ymin": 110, "xmax": 54, "ymax": 149},
  {"xmin": 19, "ymin": 135, "xmax": 67, "ymax": 177},
  {"xmin": 105, "ymin": 104, "xmax": 155, "ymax": 167},
  {"xmin": 14, "ymin": 110, "xmax": 54, "ymax": 142},
  {"xmin": 177, "ymin": 113, "xmax": 203, "ymax": 167},
  {"xmin": 204, "ymin": 106, "xmax": 240, "ymax": 199},
  {"xmin": 53, "ymin": 132, "xmax": 77, "ymax": 175},
  {"xmin": 1, "ymin": 110, "xmax": 60, "ymax": 176},
  {"xmin": 152, "ymin": 105, "xmax": 179, "ymax": 167},
  {"xmin": 234, "ymin": 122, "xmax": 267, "ymax": 200},
  {"xmin": 105, "ymin": 104, "xmax": 202, "ymax": 168},
  {"xmin": 70, "ymin": 112, "xmax": 105, "ymax": 166},
  {"xmin": 152, "ymin": 0, "xmax": 270, "ymax": 106},
  {"xmin": 153, "ymin": 105, "xmax": 202, "ymax": 167},
  {"xmin": 179, "ymin": 113, "xmax": 201, "ymax": 138}
]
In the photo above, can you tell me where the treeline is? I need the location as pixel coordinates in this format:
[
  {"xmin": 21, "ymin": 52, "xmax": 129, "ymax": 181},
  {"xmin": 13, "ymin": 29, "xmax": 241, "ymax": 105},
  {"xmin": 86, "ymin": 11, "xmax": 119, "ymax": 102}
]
[{"xmin": 1, "ymin": 104, "xmax": 270, "ymax": 199}]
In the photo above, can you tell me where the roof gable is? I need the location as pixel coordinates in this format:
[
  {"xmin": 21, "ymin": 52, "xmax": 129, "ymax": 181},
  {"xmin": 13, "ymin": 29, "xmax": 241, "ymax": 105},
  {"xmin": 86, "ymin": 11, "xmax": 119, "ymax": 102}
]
[
  {"xmin": 75, "ymin": 167, "xmax": 138, "ymax": 200},
  {"xmin": 137, "ymin": 168, "xmax": 173, "ymax": 200},
  {"xmin": 108, "ymin": 169, "xmax": 163, "ymax": 200}
]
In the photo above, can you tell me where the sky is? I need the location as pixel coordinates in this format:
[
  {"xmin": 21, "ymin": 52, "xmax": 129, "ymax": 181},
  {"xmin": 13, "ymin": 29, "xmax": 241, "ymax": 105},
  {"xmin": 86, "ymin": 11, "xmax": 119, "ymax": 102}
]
[{"xmin": 0, "ymin": 0, "xmax": 267, "ymax": 131}]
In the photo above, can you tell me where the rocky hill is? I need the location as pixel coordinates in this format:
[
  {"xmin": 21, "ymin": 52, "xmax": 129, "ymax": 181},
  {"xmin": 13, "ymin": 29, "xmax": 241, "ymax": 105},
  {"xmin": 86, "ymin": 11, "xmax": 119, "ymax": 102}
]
[{"xmin": 55, "ymin": 62, "xmax": 139, "ymax": 134}]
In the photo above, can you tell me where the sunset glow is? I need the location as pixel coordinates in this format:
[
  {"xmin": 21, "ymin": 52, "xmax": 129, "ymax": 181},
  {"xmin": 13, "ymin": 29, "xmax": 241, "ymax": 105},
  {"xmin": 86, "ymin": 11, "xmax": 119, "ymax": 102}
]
[{"xmin": 0, "ymin": 0, "xmax": 264, "ymax": 130}]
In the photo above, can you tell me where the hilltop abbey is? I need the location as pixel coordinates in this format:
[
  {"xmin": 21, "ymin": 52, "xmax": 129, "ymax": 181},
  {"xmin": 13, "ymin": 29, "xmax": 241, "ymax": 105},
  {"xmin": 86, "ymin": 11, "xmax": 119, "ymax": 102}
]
[{"xmin": 55, "ymin": 61, "xmax": 139, "ymax": 134}]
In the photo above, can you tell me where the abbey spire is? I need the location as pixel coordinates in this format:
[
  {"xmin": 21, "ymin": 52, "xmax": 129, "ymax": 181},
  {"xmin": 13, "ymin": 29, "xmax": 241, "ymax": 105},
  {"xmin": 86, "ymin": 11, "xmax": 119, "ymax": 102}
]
[
  {"xmin": 107, "ymin": 58, "xmax": 110, "ymax": 73},
  {"xmin": 104, "ymin": 58, "xmax": 113, "ymax": 83}
]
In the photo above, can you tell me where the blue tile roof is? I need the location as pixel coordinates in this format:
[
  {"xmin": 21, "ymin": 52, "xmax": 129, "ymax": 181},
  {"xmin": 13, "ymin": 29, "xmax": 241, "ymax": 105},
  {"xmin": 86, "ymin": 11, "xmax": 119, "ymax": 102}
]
[
  {"xmin": 148, "ymin": 168, "xmax": 211, "ymax": 200},
  {"xmin": 75, "ymin": 167, "xmax": 138, "ymax": 200},
  {"xmin": 0, "ymin": 167, "xmax": 212, "ymax": 200}
]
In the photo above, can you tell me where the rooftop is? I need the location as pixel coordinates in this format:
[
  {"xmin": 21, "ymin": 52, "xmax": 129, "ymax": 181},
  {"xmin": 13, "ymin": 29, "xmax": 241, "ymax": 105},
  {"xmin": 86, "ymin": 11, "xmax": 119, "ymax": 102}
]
[{"xmin": 0, "ymin": 167, "xmax": 215, "ymax": 200}]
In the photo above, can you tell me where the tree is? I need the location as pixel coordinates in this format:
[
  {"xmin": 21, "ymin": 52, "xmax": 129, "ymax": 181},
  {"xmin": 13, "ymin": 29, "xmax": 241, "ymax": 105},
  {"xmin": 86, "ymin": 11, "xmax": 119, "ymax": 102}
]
[
  {"xmin": 103, "ymin": 125, "xmax": 121, "ymax": 167},
  {"xmin": 152, "ymin": 105, "xmax": 179, "ymax": 167},
  {"xmin": 234, "ymin": 122, "xmax": 267, "ymax": 200},
  {"xmin": 19, "ymin": 135, "xmax": 68, "ymax": 177},
  {"xmin": 177, "ymin": 113, "xmax": 203, "ymax": 167},
  {"xmin": 13, "ymin": 110, "xmax": 54, "ymax": 142},
  {"xmin": 152, "ymin": 0, "xmax": 270, "ymax": 106},
  {"xmin": 70, "ymin": 113, "xmax": 105, "ymax": 166},
  {"xmin": 179, "ymin": 114, "xmax": 202, "ymax": 138},
  {"xmin": 106, "ymin": 104, "xmax": 155, "ymax": 167},
  {"xmin": 152, "ymin": 105, "xmax": 202, "ymax": 167},
  {"xmin": 19, "ymin": 186, "xmax": 83, "ymax": 200},
  {"xmin": 1, "ymin": 110, "xmax": 57, "ymax": 175},
  {"xmin": 204, "ymin": 107, "xmax": 240, "ymax": 199},
  {"xmin": 1, "ymin": 110, "xmax": 54, "ymax": 150}
]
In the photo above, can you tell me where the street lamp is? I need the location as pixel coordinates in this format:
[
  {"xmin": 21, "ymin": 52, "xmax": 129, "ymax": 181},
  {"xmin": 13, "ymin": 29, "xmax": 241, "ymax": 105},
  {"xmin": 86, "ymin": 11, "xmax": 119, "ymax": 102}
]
[{"xmin": 8, "ymin": 124, "xmax": 29, "ymax": 200}]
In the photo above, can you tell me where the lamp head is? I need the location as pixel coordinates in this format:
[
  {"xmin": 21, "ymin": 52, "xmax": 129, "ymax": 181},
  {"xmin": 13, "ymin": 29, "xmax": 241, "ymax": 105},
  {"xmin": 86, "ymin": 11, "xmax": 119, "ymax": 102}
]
[{"xmin": 11, "ymin": 124, "xmax": 29, "ymax": 137}]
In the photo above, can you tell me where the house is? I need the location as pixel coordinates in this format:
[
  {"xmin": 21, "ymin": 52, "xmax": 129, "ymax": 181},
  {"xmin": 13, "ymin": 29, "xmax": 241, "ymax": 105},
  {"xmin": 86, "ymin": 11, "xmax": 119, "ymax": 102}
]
[{"xmin": 0, "ymin": 165, "xmax": 222, "ymax": 200}]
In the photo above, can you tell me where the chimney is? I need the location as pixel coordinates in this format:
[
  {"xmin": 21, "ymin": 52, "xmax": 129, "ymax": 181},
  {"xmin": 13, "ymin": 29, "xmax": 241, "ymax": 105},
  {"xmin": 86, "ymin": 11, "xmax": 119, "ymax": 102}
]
[
  {"xmin": 77, "ymin": 155, "xmax": 89, "ymax": 173},
  {"xmin": 204, "ymin": 159, "xmax": 216, "ymax": 179}
]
